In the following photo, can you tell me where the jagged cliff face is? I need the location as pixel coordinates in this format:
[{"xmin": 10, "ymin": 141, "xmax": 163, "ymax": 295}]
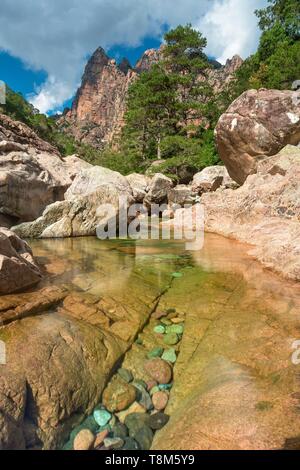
[
  {"xmin": 60, "ymin": 47, "xmax": 137, "ymax": 148},
  {"xmin": 60, "ymin": 46, "xmax": 243, "ymax": 149}
]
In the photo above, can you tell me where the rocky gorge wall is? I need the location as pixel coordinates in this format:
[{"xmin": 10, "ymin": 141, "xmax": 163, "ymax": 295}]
[{"xmin": 59, "ymin": 45, "xmax": 243, "ymax": 149}]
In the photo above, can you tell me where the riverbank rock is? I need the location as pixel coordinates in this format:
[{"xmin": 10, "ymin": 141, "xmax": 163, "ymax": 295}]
[
  {"xmin": 215, "ymin": 88, "xmax": 300, "ymax": 184},
  {"xmin": 126, "ymin": 173, "xmax": 151, "ymax": 203},
  {"xmin": 0, "ymin": 228, "xmax": 42, "ymax": 294},
  {"xmin": 65, "ymin": 166, "xmax": 132, "ymax": 200},
  {"xmin": 63, "ymin": 155, "xmax": 92, "ymax": 181},
  {"xmin": 202, "ymin": 145, "xmax": 300, "ymax": 281},
  {"xmin": 13, "ymin": 166, "xmax": 134, "ymax": 238},
  {"xmin": 191, "ymin": 166, "xmax": 237, "ymax": 194},
  {"xmin": 0, "ymin": 113, "xmax": 58, "ymax": 154},
  {"xmin": 144, "ymin": 174, "xmax": 173, "ymax": 207},
  {"xmin": 0, "ymin": 114, "xmax": 73, "ymax": 226},
  {"xmin": 167, "ymin": 185, "xmax": 196, "ymax": 208}
]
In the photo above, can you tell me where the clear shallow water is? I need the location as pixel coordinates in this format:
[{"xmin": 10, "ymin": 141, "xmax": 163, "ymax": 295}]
[{"xmin": 5, "ymin": 234, "xmax": 300, "ymax": 449}]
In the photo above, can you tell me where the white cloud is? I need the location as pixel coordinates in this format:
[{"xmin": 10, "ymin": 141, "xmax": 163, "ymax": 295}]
[
  {"xmin": 0, "ymin": 0, "xmax": 267, "ymax": 113},
  {"xmin": 198, "ymin": 0, "xmax": 268, "ymax": 64}
]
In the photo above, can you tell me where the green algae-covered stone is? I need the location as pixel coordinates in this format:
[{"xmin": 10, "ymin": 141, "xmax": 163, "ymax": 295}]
[
  {"xmin": 93, "ymin": 409, "xmax": 111, "ymax": 427},
  {"xmin": 166, "ymin": 324, "xmax": 184, "ymax": 335},
  {"xmin": 161, "ymin": 348, "xmax": 177, "ymax": 364},
  {"xmin": 163, "ymin": 333, "xmax": 179, "ymax": 345},
  {"xmin": 158, "ymin": 383, "xmax": 173, "ymax": 391},
  {"xmin": 147, "ymin": 347, "xmax": 164, "ymax": 359},
  {"xmin": 172, "ymin": 272, "xmax": 183, "ymax": 278},
  {"xmin": 149, "ymin": 385, "xmax": 160, "ymax": 396},
  {"xmin": 154, "ymin": 325, "xmax": 166, "ymax": 334}
]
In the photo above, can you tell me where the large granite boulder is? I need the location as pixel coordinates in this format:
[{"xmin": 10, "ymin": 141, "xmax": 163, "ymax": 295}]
[
  {"xmin": 0, "ymin": 228, "xmax": 42, "ymax": 294},
  {"xmin": 62, "ymin": 154, "xmax": 92, "ymax": 181},
  {"xmin": 215, "ymin": 89, "xmax": 300, "ymax": 184},
  {"xmin": 126, "ymin": 173, "xmax": 151, "ymax": 203},
  {"xmin": 167, "ymin": 185, "xmax": 196, "ymax": 208},
  {"xmin": 191, "ymin": 166, "xmax": 237, "ymax": 195},
  {"xmin": 144, "ymin": 173, "xmax": 173, "ymax": 208},
  {"xmin": 65, "ymin": 166, "xmax": 132, "ymax": 200},
  {"xmin": 0, "ymin": 114, "xmax": 73, "ymax": 226},
  {"xmin": 13, "ymin": 166, "xmax": 134, "ymax": 238}
]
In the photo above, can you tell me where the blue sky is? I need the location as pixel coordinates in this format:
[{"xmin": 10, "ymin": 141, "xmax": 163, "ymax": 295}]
[{"xmin": 0, "ymin": 0, "xmax": 267, "ymax": 115}]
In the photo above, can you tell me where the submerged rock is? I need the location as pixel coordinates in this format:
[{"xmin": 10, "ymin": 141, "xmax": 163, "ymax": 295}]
[
  {"xmin": 129, "ymin": 425, "xmax": 153, "ymax": 450},
  {"xmin": 148, "ymin": 412, "xmax": 170, "ymax": 431},
  {"xmin": 93, "ymin": 409, "xmax": 112, "ymax": 427},
  {"xmin": 73, "ymin": 429, "xmax": 95, "ymax": 451},
  {"xmin": 124, "ymin": 412, "xmax": 150, "ymax": 433},
  {"xmin": 116, "ymin": 402, "xmax": 146, "ymax": 424},
  {"xmin": 144, "ymin": 358, "xmax": 172, "ymax": 384},
  {"xmin": 123, "ymin": 437, "xmax": 140, "ymax": 450},
  {"xmin": 117, "ymin": 368, "xmax": 133, "ymax": 383},
  {"xmin": 0, "ymin": 228, "xmax": 42, "ymax": 295},
  {"xmin": 112, "ymin": 423, "xmax": 128, "ymax": 440},
  {"xmin": 94, "ymin": 430, "xmax": 109, "ymax": 449},
  {"xmin": 154, "ymin": 325, "xmax": 165, "ymax": 334},
  {"xmin": 104, "ymin": 437, "xmax": 124, "ymax": 450},
  {"xmin": 102, "ymin": 376, "xmax": 136, "ymax": 412},
  {"xmin": 152, "ymin": 391, "xmax": 169, "ymax": 411},
  {"xmin": 133, "ymin": 382, "xmax": 153, "ymax": 411},
  {"xmin": 163, "ymin": 333, "xmax": 179, "ymax": 346},
  {"xmin": 161, "ymin": 349, "xmax": 177, "ymax": 364},
  {"xmin": 147, "ymin": 347, "xmax": 164, "ymax": 359}
]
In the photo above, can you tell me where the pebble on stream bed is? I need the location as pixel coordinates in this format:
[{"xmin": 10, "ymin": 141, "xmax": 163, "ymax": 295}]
[{"xmin": 66, "ymin": 307, "xmax": 185, "ymax": 451}]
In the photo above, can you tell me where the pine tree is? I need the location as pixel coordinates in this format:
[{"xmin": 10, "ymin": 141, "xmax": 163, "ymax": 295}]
[
  {"xmin": 162, "ymin": 24, "xmax": 212, "ymax": 132},
  {"xmin": 124, "ymin": 64, "xmax": 178, "ymax": 159}
]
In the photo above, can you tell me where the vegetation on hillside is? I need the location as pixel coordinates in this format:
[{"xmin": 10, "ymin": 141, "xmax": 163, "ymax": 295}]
[
  {"xmin": 103, "ymin": 24, "xmax": 220, "ymax": 177},
  {"xmin": 218, "ymin": 0, "xmax": 300, "ymax": 111}
]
